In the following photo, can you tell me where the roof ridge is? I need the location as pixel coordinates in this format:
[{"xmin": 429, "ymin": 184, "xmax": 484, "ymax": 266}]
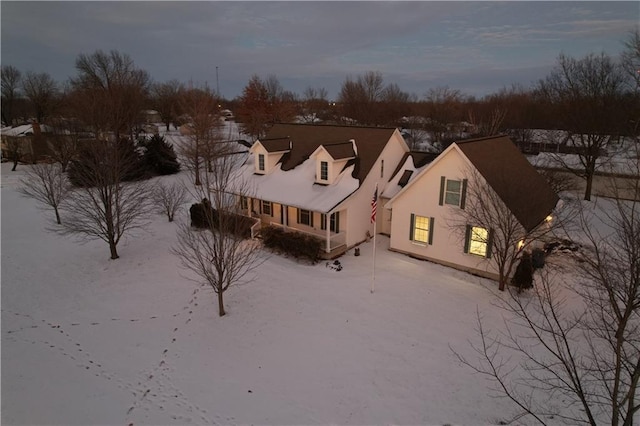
[{"xmin": 322, "ymin": 140, "xmax": 354, "ymax": 146}]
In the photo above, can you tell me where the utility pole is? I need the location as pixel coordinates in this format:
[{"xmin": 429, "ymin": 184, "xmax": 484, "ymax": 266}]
[{"xmin": 216, "ymin": 66, "xmax": 220, "ymax": 98}]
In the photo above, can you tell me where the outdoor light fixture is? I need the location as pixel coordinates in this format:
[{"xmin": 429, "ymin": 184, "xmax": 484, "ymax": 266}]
[{"xmin": 545, "ymin": 215, "xmax": 553, "ymax": 223}]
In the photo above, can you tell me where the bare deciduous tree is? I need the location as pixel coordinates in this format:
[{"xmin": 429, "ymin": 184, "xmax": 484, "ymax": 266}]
[
  {"xmin": 18, "ymin": 163, "xmax": 70, "ymax": 224},
  {"xmin": 448, "ymin": 167, "xmax": 561, "ymax": 291},
  {"xmin": 151, "ymin": 79, "xmax": 184, "ymax": 131},
  {"xmin": 69, "ymin": 50, "xmax": 150, "ymax": 141},
  {"xmin": 453, "ymin": 186, "xmax": 640, "ymax": 425},
  {"xmin": 173, "ymin": 140, "xmax": 263, "ymax": 317},
  {"xmin": 45, "ymin": 116, "xmax": 84, "ymax": 172},
  {"xmin": 60, "ymin": 139, "xmax": 153, "ymax": 259},
  {"xmin": 424, "ymin": 86, "xmax": 466, "ymax": 144},
  {"xmin": 22, "ymin": 71, "xmax": 59, "ymax": 123},
  {"xmin": 537, "ymin": 52, "xmax": 628, "ymax": 201},
  {"xmin": 5, "ymin": 137, "xmax": 25, "ymax": 171},
  {"xmin": 1, "ymin": 65, "xmax": 22, "ymax": 126},
  {"xmin": 153, "ymin": 181, "xmax": 187, "ymax": 222},
  {"xmin": 178, "ymin": 86, "xmax": 222, "ymax": 186},
  {"xmin": 300, "ymin": 86, "xmax": 329, "ymax": 123},
  {"xmin": 338, "ymin": 71, "xmax": 386, "ymax": 125}
]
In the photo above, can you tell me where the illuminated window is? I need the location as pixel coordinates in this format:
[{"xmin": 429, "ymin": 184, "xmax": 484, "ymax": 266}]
[
  {"xmin": 410, "ymin": 214, "xmax": 433, "ymax": 245},
  {"xmin": 465, "ymin": 225, "xmax": 492, "ymax": 257}
]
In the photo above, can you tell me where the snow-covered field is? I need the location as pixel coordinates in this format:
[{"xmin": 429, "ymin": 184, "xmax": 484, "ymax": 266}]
[{"xmin": 2, "ymin": 161, "xmax": 575, "ymax": 425}]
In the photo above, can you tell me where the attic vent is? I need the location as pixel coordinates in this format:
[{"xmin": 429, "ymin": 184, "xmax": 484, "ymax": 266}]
[{"xmin": 398, "ymin": 170, "xmax": 413, "ymax": 187}]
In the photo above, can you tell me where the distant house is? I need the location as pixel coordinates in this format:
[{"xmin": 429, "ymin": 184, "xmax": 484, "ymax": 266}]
[
  {"xmin": 0, "ymin": 122, "xmax": 55, "ymax": 163},
  {"xmin": 385, "ymin": 135, "xmax": 559, "ymax": 280},
  {"xmin": 230, "ymin": 123, "xmax": 409, "ymax": 257}
]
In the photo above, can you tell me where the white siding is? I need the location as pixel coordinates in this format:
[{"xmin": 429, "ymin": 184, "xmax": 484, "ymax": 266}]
[
  {"xmin": 340, "ymin": 130, "xmax": 409, "ymax": 248},
  {"xmin": 389, "ymin": 148, "xmax": 500, "ymax": 279}
]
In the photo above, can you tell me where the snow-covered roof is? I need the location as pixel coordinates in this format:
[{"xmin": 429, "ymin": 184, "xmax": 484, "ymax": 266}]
[
  {"xmin": 382, "ymin": 152, "xmax": 437, "ymax": 199},
  {"xmin": 233, "ymin": 153, "xmax": 359, "ymax": 213},
  {"xmin": 1, "ymin": 124, "xmax": 54, "ymax": 137},
  {"xmin": 229, "ymin": 123, "xmax": 401, "ymax": 213}
]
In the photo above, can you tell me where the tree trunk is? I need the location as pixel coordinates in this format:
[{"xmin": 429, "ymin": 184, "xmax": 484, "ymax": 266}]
[
  {"xmin": 584, "ymin": 172, "xmax": 593, "ymax": 201},
  {"xmin": 217, "ymin": 291, "xmax": 226, "ymax": 317},
  {"xmin": 498, "ymin": 277, "xmax": 506, "ymax": 291},
  {"xmin": 54, "ymin": 208, "xmax": 61, "ymax": 225},
  {"xmin": 11, "ymin": 158, "xmax": 18, "ymax": 171},
  {"xmin": 108, "ymin": 238, "xmax": 119, "ymax": 259}
]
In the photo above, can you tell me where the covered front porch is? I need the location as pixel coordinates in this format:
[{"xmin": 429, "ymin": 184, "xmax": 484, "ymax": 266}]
[{"xmin": 241, "ymin": 197, "xmax": 348, "ymax": 258}]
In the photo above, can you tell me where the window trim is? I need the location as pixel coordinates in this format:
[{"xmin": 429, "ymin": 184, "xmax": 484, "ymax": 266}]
[
  {"xmin": 464, "ymin": 225, "xmax": 493, "ymax": 258},
  {"xmin": 297, "ymin": 208, "xmax": 313, "ymax": 227},
  {"xmin": 239, "ymin": 196, "xmax": 248, "ymax": 211},
  {"xmin": 320, "ymin": 161, "xmax": 329, "ymax": 181},
  {"xmin": 409, "ymin": 214, "xmax": 434, "ymax": 245},
  {"xmin": 261, "ymin": 200, "xmax": 272, "ymax": 216},
  {"xmin": 439, "ymin": 176, "xmax": 467, "ymax": 208}
]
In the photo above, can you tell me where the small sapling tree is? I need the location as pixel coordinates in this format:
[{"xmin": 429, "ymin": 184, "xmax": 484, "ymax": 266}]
[
  {"xmin": 18, "ymin": 162, "xmax": 70, "ymax": 224},
  {"xmin": 153, "ymin": 181, "xmax": 187, "ymax": 222}
]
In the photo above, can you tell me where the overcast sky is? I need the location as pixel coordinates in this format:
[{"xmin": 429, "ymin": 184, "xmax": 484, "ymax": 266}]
[{"xmin": 2, "ymin": 1, "xmax": 638, "ymax": 100}]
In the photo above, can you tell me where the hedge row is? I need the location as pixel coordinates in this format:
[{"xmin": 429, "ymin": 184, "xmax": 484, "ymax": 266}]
[
  {"xmin": 261, "ymin": 225, "xmax": 322, "ymax": 263},
  {"xmin": 189, "ymin": 200, "xmax": 254, "ymax": 239}
]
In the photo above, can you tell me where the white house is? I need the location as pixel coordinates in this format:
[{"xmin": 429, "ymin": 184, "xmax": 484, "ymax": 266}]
[
  {"xmin": 231, "ymin": 123, "xmax": 409, "ymax": 257},
  {"xmin": 385, "ymin": 135, "xmax": 559, "ymax": 280}
]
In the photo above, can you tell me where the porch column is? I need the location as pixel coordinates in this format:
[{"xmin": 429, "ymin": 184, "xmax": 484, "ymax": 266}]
[
  {"xmin": 325, "ymin": 213, "xmax": 330, "ymax": 253},
  {"xmin": 283, "ymin": 205, "xmax": 288, "ymax": 229}
]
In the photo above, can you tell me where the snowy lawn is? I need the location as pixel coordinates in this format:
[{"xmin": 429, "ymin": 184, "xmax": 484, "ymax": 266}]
[{"xmin": 3, "ymin": 162, "xmax": 565, "ymax": 425}]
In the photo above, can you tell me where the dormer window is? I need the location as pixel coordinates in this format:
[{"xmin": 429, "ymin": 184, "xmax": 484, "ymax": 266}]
[
  {"xmin": 250, "ymin": 138, "xmax": 291, "ymax": 175},
  {"xmin": 310, "ymin": 140, "xmax": 356, "ymax": 185},
  {"xmin": 320, "ymin": 161, "xmax": 328, "ymax": 181}
]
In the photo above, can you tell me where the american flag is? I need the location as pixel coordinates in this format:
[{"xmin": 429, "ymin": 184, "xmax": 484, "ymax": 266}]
[{"xmin": 371, "ymin": 185, "xmax": 378, "ymax": 224}]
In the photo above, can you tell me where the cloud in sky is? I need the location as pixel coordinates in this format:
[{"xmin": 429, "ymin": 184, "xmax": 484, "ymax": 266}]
[{"xmin": 1, "ymin": 1, "xmax": 637, "ymax": 99}]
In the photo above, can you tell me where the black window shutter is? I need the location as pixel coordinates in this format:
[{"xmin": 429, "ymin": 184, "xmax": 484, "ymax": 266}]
[
  {"xmin": 439, "ymin": 176, "xmax": 445, "ymax": 206},
  {"xmin": 335, "ymin": 212, "xmax": 340, "ymax": 233},
  {"xmin": 463, "ymin": 225, "xmax": 471, "ymax": 253},
  {"xmin": 409, "ymin": 213, "xmax": 415, "ymax": 241},
  {"xmin": 310, "ymin": 211, "xmax": 314, "ymax": 227},
  {"xmin": 460, "ymin": 179, "xmax": 468, "ymax": 209},
  {"xmin": 428, "ymin": 217, "xmax": 435, "ymax": 245}
]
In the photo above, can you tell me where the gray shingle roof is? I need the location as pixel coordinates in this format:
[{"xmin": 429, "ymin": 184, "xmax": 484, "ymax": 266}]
[
  {"xmin": 456, "ymin": 135, "xmax": 559, "ymax": 232},
  {"xmin": 262, "ymin": 123, "xmax": 398, "ymax": 183}
]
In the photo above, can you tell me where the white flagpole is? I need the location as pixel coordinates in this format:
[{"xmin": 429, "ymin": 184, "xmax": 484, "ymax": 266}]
[{"xmin": 371, "ymin": 184, "xmax": 378, "ymax": 294}]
